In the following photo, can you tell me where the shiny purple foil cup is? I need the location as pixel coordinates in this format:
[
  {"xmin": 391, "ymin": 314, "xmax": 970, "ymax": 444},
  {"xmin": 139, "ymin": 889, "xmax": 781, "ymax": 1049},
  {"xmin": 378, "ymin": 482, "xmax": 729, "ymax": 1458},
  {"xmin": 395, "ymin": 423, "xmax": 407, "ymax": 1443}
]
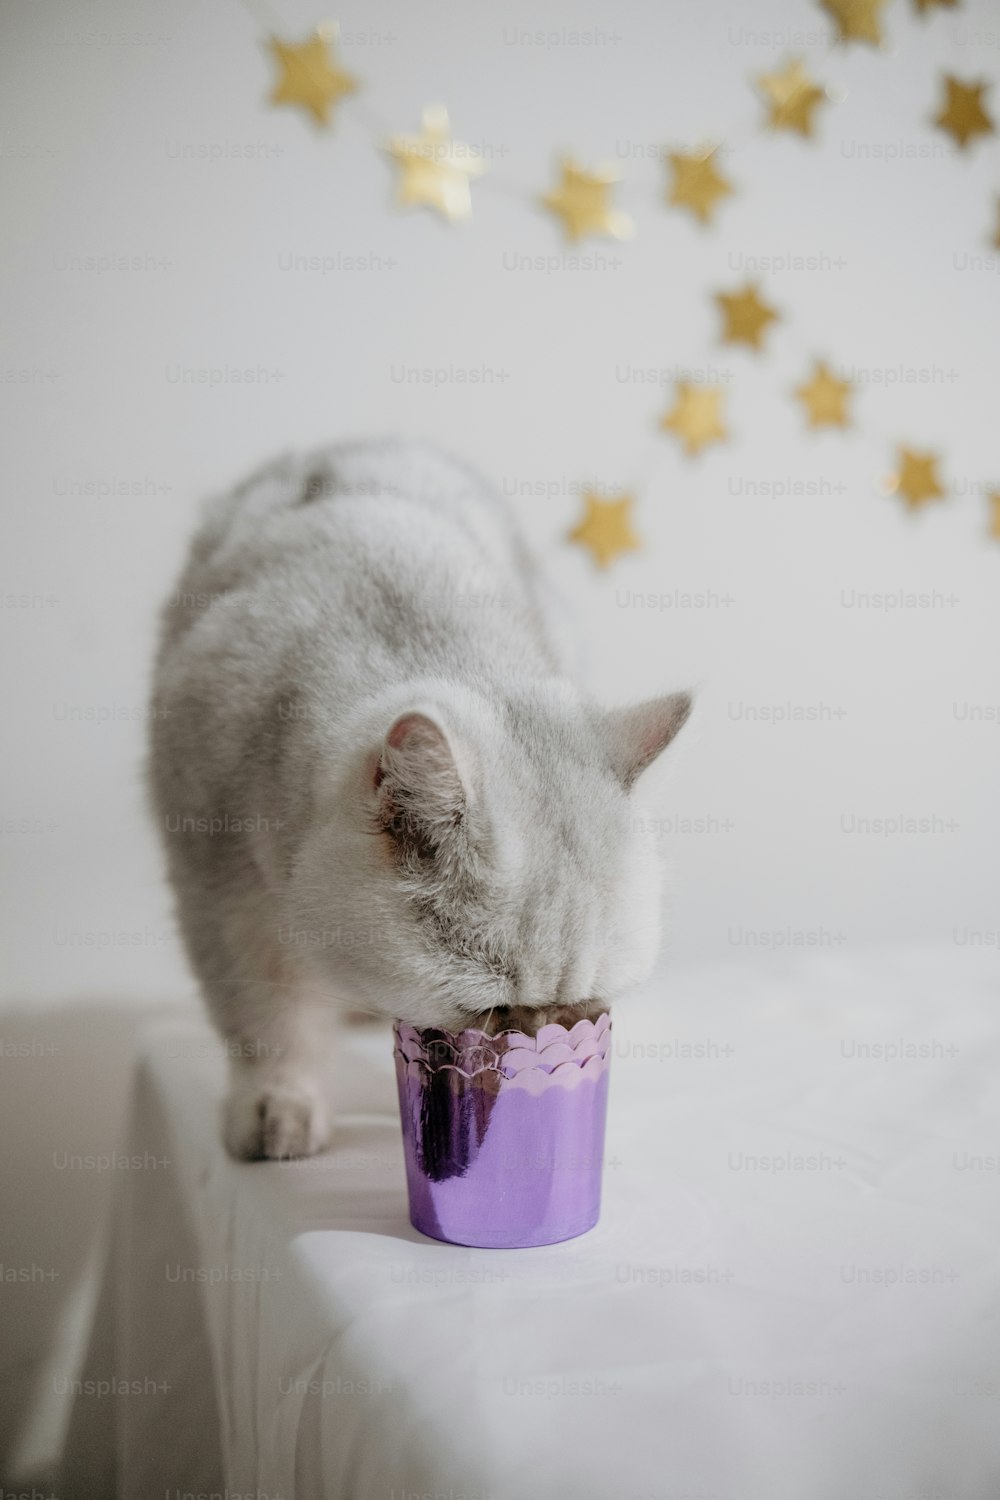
[{"xmin": 393, "ymin": 1012, "xmax": 611, "ymax": 1249}]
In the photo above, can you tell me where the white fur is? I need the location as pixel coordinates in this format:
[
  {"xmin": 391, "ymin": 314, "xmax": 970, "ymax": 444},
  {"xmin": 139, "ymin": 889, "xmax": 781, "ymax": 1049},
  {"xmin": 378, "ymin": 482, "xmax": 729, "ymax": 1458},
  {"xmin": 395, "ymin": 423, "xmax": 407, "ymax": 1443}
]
[{"xmin": 149, "ymin": 440, "xmax": 690, "ymax": 1157}]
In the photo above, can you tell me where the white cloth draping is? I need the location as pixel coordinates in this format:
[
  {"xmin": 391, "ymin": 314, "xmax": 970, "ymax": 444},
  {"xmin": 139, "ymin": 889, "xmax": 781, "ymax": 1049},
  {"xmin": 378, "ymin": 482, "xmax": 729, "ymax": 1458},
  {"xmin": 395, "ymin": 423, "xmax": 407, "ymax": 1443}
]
[{"xmin": 62, "ymin": 947, "xmax": 1000, "ymax": 1499}]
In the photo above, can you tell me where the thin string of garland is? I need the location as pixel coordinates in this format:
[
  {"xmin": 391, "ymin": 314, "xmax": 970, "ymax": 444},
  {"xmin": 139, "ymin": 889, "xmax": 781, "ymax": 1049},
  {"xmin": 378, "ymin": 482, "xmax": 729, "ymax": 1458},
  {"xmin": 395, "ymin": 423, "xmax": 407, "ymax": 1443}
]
[{"xmin": 239, "ymin": 0, "xmax": 1000, "ymax": 566}]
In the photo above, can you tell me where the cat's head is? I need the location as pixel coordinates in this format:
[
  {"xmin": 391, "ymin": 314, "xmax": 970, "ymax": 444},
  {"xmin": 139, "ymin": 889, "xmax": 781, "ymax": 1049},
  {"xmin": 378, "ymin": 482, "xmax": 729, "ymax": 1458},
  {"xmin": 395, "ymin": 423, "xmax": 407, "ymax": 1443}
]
[{"xmin": 295, "ymin": 684, "xmax": 691, "ymax": 1030}]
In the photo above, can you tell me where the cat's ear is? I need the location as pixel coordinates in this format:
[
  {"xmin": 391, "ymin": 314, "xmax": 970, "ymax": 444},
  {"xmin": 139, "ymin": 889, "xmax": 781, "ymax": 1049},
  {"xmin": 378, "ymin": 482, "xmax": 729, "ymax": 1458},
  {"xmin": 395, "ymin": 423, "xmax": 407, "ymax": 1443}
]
[
  {"xmin": 603, "ymin": 692, "xmax": 692, "ymax": 790},
  {"xmin": 373, "ymin": 711, "xmax": 466, "ymax": 851}
]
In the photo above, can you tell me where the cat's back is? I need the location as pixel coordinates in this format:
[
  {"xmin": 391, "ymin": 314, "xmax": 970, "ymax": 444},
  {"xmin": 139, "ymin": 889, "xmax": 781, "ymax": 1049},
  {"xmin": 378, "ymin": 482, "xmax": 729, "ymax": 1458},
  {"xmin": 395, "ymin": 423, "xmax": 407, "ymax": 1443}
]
[
  {"xmin": 155, "ymin": 438, "xmax": 555, "ymax": 691},
  {"xmin": 193, "ymin": 438, "xmax": 519, "ymax": 582},
  {"xmin": 162, "ymin": 439, "xmax": 528, "ymax": 641},
  {"xmin": 150, "ymin": 439, "xmax": 563, "ymax": 803}
]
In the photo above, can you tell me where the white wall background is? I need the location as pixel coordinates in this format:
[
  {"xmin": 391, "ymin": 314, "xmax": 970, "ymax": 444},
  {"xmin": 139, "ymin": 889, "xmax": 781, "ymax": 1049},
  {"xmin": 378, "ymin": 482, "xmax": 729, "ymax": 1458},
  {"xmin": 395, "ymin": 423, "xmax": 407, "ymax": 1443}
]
[{"xmin": 2, "ymin": 0, "xmax": 999, "ymax": 1006}]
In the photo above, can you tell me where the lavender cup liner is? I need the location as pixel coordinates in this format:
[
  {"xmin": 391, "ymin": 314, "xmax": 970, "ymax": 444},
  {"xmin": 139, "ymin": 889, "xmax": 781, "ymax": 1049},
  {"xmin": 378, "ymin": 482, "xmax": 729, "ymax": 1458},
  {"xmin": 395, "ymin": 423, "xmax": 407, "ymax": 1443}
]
[{"xmin": 393, "ymin": 1012, "xmax": 612, "ymax": 1249}]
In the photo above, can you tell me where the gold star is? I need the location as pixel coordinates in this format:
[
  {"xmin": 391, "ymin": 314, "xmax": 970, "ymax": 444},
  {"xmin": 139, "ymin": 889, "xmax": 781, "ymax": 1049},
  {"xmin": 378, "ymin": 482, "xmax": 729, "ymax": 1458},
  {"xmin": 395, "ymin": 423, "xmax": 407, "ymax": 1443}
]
[
  {"xmin": 913, "ymin": 0, "xmax": 957, "ymax": 12},
  {"xmin": 820, "ymin": 0, "xmax": 889, "ymax": 45},
  {"xmin": 660, "ymin": 384, "xmax": 728, "ymax": 457},
  {"xmin": 568, "ymin": 492, "xmax": 641, "ymax": 569},
  {"xmin": 540, "ymin": 158, "xmax": 633, "ymax": 243},
  {"xmin": 268, "ymin": 29, "xmax": 358, "ymax": 127},
  {"xmin": 987, "ymin": 489, "xmax": 1000, "ymax": 539},
  {"xmin": 758, "ymin": 59, "xmax": 828, "ymax": 137},
  {"xmin": 715, "ymin": 284, "xmax": 780, "ymax": 352},
  {"xmin": 666, "ymin": 148, "xmax": 733, "ymax": 226},
  {"xmin": 888, "ymin": 448, "xmax": 947, "ymax": 510},
  {"xmin": 794, "ymin": 361, "xmax": 853, "ymax": 428},
  {"xmin": 385, "ymin": 105, "xmax": 486, "ymax": 222},
  {"xmin": 935, "ymin": 76, "xmax": 996, "ymax": 150}
]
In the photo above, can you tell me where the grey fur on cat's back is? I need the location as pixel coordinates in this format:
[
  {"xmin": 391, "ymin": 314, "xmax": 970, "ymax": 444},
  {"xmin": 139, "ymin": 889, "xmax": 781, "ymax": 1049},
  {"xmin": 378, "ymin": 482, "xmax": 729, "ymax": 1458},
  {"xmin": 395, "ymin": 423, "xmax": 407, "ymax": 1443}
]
[{"xmin": 149, "ymin": 439, "xmax": 690, "ymax": 1158}]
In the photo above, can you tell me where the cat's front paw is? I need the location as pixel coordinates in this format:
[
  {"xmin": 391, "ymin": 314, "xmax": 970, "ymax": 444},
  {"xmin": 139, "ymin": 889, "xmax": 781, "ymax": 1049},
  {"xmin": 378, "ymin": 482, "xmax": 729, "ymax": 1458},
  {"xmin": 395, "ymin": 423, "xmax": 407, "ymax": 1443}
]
[{"xmin": 223, "ymin": 1075, "xmax": 331, "ymax": 1160}]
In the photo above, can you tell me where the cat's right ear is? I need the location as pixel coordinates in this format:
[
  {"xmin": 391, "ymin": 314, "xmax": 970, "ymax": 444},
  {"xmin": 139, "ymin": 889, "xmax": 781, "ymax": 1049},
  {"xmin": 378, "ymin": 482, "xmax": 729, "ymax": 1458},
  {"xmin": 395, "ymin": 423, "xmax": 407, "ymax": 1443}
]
[
  {"xmin": 373, "ymin": 711, "xmax": 466, "ymax": 854},
  {"xmin": 603, "ymin": 691, "xmax": 693, "ymax": 790}
]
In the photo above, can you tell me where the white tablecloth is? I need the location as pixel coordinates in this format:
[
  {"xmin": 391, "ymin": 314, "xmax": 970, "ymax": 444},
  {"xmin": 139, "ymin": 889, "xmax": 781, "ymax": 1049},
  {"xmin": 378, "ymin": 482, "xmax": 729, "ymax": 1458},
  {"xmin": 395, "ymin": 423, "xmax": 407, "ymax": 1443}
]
[{"xmin": 62, "ymin": 947, "xmax": 1000, "ymax": 1500}]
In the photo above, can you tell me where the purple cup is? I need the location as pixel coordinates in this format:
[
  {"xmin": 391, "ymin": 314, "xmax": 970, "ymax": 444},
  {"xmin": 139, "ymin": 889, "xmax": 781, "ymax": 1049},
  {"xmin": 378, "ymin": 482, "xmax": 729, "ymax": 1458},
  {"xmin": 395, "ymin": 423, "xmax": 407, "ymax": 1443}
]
[{"xmin": 393, "ymin": 1011, "xmax": 612, "ymax": 1249}]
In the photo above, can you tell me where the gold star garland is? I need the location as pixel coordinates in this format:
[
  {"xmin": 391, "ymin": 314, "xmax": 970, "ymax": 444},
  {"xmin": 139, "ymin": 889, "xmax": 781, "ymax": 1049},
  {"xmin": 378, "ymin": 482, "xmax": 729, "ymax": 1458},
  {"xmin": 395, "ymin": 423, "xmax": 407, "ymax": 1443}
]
[
  {"xmin": 715, "ymin": 284, "xmax": 781, "ymax": 352},
  {"xmin": 666, "ymin": 148, "xmax": 734, "ymax": 226},
  {"xmin": 934, "ymin": 76, "xmax": 996, "ymax": 150},
  {"xmin": 267, "ymin": 26, "xmax": 358, "ymax": 126},
  {"xmin": 541, "ymin": 159, "xmax": 634, "ymax": 243},
  {"xmin": 888, "ymin": 449, "xmax": 947, "ymax": 511},
  {"xmin": 568, "ymin": 493, "xmax": 641, "ymax": 568},
  {"xmin": 757, "ymin": 59, "xmax": 828, "ymax": 137},
  {"xmin": 385, "ymin": 106, "xmax": 486, "ymax": 222},
  {"xmin": 820, "ymin": 0, "xmax": 889, "ymax": 47},
  {"xmin": 660, "ymin": 384, "xmax": 729, "ymax": 459},
  {"xmin": 247, "ymin": 6, "xmax": 1000, "ymax": 554},
  {"xmin": 795, "ymin": 362, "xmax": 853, "ymax": 429},
  {"xmin": 987, "ymin": 490, "xmax": 1000, "ymax": 539}
]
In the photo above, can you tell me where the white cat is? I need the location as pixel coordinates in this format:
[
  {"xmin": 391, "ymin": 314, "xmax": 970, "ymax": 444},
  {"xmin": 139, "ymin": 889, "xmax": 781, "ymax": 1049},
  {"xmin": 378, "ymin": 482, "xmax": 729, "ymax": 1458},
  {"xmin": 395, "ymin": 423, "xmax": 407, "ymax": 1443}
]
[{"xmin": 149, "ymin": 440, "xmax": 690, "ymax": 1159}]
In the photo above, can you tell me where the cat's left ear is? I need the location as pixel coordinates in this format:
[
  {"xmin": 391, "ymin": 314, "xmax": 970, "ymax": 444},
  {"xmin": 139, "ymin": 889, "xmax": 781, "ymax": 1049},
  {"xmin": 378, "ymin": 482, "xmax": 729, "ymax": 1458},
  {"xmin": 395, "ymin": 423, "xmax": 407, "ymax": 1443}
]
[
  {"xmin": 603, "ymin": 692, "xmax": 693, "ymax": 790},
  {"xmin": 372, "ymin": 710, "xmax": 468, "ymax": 854}
]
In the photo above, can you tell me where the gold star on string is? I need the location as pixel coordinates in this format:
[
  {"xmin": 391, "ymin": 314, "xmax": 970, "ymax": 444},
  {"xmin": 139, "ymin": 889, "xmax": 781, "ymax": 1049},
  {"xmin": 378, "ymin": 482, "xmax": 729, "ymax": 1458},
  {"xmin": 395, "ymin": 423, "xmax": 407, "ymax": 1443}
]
[
  {"xmin": 540, "ymin": 159, "xmax": 634, "ymax": 243},
  {"xmin": 794, "ymin": 361, "xmax": 853, "ymax": 428},
  {"xmin": 660, "ymin": 384, "xmax": 728, "ymax": 456},
  {"xmin": 887, "ymin": 448, "xmax": 946, "ymax": 510},
  {"xmin": 268, "ymin": 27, "xmax": 358, "ymax": 127},
  {"xmin": 758, "ymin": 59, "xmax": 828, "ymax": 137},
  {"xmin": 666, "ymin": 149, "xmax": 733, "ymax": 226},
  {"xmin": 821, "ymin": 0, "xmax": 889, "ymax": 44},
  {"xmin": 715, "ymin": 284, "xmax": 780, "ymax": 352},
  {"xmin": 568, "ymin": 492, "xmax": 641, "ymax": 569},
  {"xmin": 987, "ymin": 490, "xmax": 1000, "ymax": 539},
  {"xmin": 934, "ymin": 76, "xmax": 995, "ymax": 150},
  {"xmin": 385, "ymin": 105, "xmax": 486, "ymax": 222},
  {"xmin": 913, "ymin": 0, "xmax": 957, "ymax": 12}
]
